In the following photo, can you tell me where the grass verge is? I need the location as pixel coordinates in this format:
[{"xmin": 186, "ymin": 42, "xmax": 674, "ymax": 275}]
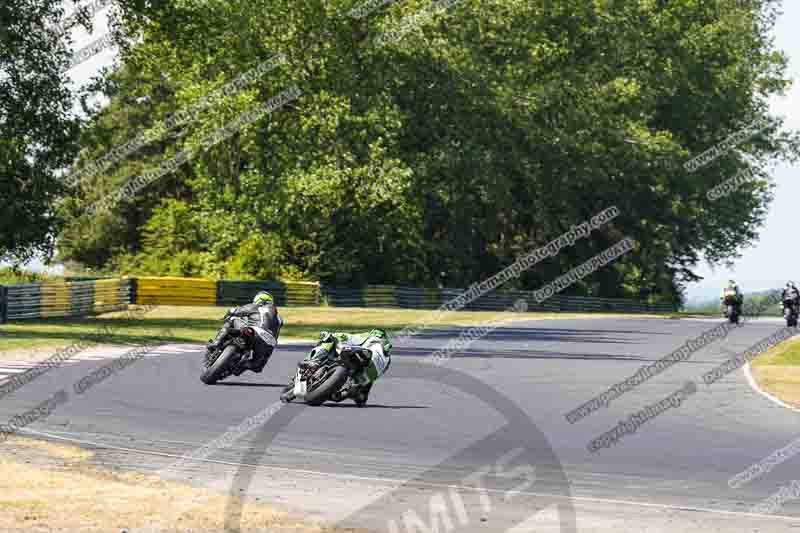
[
  {"xmin": 750, "ymin": 335, "xmax": 800, "ymax": 407},
  {"xmin": 0, "ymin": 305, "xmax": 672, "ymax": 359},
  {"xmin": 0, "ymin": 436, "xmax": 360, "ymax": 532}
]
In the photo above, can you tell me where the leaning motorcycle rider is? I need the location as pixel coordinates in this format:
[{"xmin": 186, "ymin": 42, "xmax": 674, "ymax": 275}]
[
  {"xmin": 284, "ymin": 329, "xmax": 392, "ymax": 406},
  {"xmin": 783, "ymin": 281, "xmax": 800, "ymax": 310},
  {"xmin": 206, "ymin": 291, "xmax": 283, "ymax": 373}
]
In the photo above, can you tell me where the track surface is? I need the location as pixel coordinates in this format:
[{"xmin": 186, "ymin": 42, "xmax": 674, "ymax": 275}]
[{"xmin": 3, "ymin": 317, "xmax": 800, "ymax": 531}]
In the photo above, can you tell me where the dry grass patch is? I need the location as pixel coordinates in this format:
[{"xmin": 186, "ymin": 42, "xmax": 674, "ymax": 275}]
[
  {"xmin": 0, "ymin": 438, "xmax": 362, "ymax": 533},
  {"xmin": 751, "ymin": 335, "xmax": 800, "ymax": 407},
  {"xmin": 4, "ymin": 436, "xmax": 93, "ymax": 462}
]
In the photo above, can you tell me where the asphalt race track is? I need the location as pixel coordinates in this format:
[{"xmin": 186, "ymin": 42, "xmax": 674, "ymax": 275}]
[{"xmin": 4, "ymin": 317, "xmax": 800, "ymax": 532}]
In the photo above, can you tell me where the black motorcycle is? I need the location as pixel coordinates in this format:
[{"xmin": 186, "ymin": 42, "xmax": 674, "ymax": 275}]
[
  {"xmin": 784, "ymin": 297, "xmax": 799, "ymax": 328},
  {"xmin": 201, "ymin": 308, "xmax": 266, "ymax": 384},
  {"xmin": 280, "ymin": 340, "xmax": 369, "ymax": 406},
  {"xmin": 723, "ymin": 295, "xmax": 742, "ymax": 324}
]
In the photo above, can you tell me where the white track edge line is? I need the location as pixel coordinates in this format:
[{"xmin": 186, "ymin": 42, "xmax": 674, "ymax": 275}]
[{"xmin": 743, "ymin": 362, "xmax": 800, "ymax": 413}]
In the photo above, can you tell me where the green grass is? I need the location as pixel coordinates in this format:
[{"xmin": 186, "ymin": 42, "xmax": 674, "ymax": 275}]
[{"xmin": 0, "ymin": 305, "xmax": 673, "ymax": 358}]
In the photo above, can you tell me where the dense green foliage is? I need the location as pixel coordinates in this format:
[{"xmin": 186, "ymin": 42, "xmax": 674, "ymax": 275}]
[
  {"xmin": 0, "ymin": 0, "xmax": 91, "ymax": 263},
  {"xmin": 54, "ymin": 0, "xmax": 799, "ymax": 304},
  {"xmin": 0, "ymin": 267, "xmax": 55, "ymax": 285}
]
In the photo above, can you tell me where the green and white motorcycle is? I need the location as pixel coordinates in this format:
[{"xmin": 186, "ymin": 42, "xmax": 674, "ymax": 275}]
[{"xmin": 280, "ymin": 339, "xmax": 371, "ymax": 406}]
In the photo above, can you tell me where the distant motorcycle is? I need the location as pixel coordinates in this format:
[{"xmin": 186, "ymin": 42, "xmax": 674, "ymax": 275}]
[
  {"xmin": 783, "ymin": 297, "xmax": 799, "ymax": 328},
  {"xmin": 280, "ymin": 340, "xmax": 370, "ymax": 406},
  {"xmin": 722, "ymin": 295, "xmax": 742, "ymax": 324},
  {"xmin": 201, "ymin": 308, "xmax": 273, "ymax": 384}
]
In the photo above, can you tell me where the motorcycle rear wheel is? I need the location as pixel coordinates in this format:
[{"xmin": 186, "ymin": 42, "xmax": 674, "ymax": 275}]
[
  {"xmin": 727, "ymin": 305, "xmax": 740, "ymax": 324},
  {"xmin": 201, "ymin": 344, "xmax": 240, "ymax": 384}
]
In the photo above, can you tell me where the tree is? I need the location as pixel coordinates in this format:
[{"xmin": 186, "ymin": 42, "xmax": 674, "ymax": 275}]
[
  {"xmin": 0, "ymin": 0, "xmax": 86, "ymax": 264},
  {"xmin": 57, "ymin": 0, "xmax": 799, "ymax": 301}
]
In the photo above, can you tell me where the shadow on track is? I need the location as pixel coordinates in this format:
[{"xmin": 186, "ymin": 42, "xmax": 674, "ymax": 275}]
[
  {"xmin": 212, "ymin": 382, "xmax": 288, "ymax": 388},
  {"xmin": 409, "ymin": 326, "xmax": 660, "ymax": 344},
  {"xmin": 322, "ymin": 403, "xmax": 430, "ymax": 409},
  {"xmin": 393, "ymin": 345, "xmax": 651, "ymax": 361}
]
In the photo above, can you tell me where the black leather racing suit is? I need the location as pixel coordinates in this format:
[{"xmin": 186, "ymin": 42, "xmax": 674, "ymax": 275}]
[{"xmin": 208, "ymin": 302, "xmax": 283, "ymax": 371}]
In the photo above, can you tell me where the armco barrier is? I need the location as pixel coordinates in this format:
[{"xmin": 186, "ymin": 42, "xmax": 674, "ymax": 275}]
[
  {"xmin": 319, "ymin": 285, "xmax": 675, "ymax": 314},
  {"xmin": 135, "ymin": 277, "xmax": 216, "ymax": 306},
  {"xmin": 0, "ymin": 276, "xmax": 675, "ymax": 323},
  {"xmin": 217, "ymin": 280, "xmax": 320, "ymax": 307},
  {"xmin": 2, "ymin": 279, "xmax": 131, "ymax": 321},
  {"xmin": 93, "ymin": 279, "xmax": 130, "ymax": 313},
  {"xmin": 0, "ymin": 285, "xmax": 7, "ymax": 324}
]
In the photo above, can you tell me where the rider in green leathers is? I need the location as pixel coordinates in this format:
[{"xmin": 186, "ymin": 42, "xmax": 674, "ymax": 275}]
[{"xmin": 284, "ymin": 329, "xmax": 392, "ymax": 406}]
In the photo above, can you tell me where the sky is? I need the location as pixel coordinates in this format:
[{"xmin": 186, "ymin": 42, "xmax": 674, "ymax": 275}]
[
  {"xmin": 10, "ymin": 1, "xmax": 800, "ymax": 303},
  {"xmin": 63, "ymin": 2, "xmax": 116, "ymax": 112}
]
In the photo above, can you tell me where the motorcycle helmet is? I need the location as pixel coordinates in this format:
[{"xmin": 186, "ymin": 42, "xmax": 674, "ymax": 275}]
[
  {"xmin": 367, "ymin": 328, "xmax": 388, "ymax": 339},
  {"xmin": 253, "ymin": 291, "xmax": 274, "ymax": 305},
  {"xmin": 367, "ymin": 328, "xmax": 392, "ymax": 351}
]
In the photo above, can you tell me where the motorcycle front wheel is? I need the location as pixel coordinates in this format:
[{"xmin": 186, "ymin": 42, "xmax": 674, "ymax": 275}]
[{"xmin": 201, "ymin": 344, "xmax": 240, "ymax": 384}]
